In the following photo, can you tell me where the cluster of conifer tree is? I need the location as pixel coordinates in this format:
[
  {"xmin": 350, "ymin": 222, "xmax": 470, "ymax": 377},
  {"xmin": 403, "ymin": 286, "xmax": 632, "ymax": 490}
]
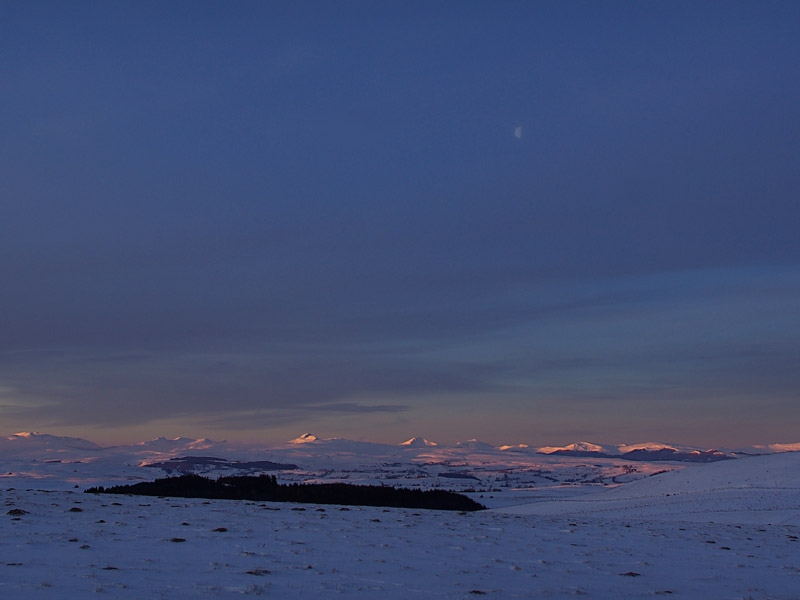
[{"xmin": 85, "ymin": 473, "xmax": 485, "ymax": 511}]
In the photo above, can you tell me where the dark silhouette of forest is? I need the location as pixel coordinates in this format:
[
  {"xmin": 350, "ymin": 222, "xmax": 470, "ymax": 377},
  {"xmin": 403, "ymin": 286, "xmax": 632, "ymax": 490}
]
[{"xmin": 85, "ymin": 474, "xmax": 486, "ymax": 511}]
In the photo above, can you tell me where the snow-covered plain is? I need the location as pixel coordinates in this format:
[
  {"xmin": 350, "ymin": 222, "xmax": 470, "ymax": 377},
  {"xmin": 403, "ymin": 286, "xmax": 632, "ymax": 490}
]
[{"xmin": 2, "ymin": 433, "xmax": 800, "ymax": 598}]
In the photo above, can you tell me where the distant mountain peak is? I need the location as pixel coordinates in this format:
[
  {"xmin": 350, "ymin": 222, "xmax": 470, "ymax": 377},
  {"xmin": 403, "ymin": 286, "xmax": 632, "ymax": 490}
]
[
  {"xmin": 138, "ymin": 436, "xmax": 193, "ymax": 445},
  {"xmin": 455, "ymin": 439, "xmax": 496, "ymax": 451},
  {"xmin": 2, "ymin": 432, "xmax": 102, "ymax": 454},
  {"xmin": 617, "ymin": 442, "xmax": 678, "ymax": 453},
  {"xmin": 186, "ymin": 438, "xmax": 221, "ymax": 449},
  {"xmin": 125, "ymin": 436, "xmax": 223, "ymax": 454},
  {"xmin": 400, "ymin": 437, "xmax": 438, "ymax": 448},
  {"xmin": 290, "ymin": 433, "xmax": 319, "ymax": 444},
  {"xmin": 10, "ymin": 431, "xmax": 75, "ymax": 441},
  {"xmin": 499, "ymin": 443, "xmax": 530, "ymax": 451},
  {"xmin": 537, "ymin": 441, "xmax": 620, "ymax": 456},
  {"xmin": 755, "ymin": 442, "xmax": 800, "ymax": 453}
]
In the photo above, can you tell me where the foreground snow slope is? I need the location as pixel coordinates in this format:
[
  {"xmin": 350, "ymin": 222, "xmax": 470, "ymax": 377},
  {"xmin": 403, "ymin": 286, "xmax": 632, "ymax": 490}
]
[
  {"xmin": 2, "ymin": 446, "xmax": 800, "ymax": 598},
  {"xmin": 498, "ymin": 451, "xmax": 800, "ymax": 524},
  {"xmin": 2, "ymin": 488, "xmax": 799, "ymax": 599}
]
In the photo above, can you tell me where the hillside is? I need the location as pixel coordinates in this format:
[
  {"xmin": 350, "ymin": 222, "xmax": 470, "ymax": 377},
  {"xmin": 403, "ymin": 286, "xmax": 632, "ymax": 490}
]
[{"xmin": 497, "ymin": 451, "xmax": 800, "ymax": 524}]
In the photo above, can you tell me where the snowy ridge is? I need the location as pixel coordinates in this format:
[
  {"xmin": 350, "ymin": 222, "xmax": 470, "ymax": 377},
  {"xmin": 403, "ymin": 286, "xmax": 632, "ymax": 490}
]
[
  {"xmin": 754, "ymin": 441, "xmax": 800, "ymax": 453},
  {"xmin": 455, "ymin": 439, "xmax": 496, "ymax": 451},
  {"xmin": 497, "ymin": 451, "xmax": 800, "ymax": 525},
  {"xmin": 4, "ymin": 431, "xmax": 101, "ymax": 449},
  {"xmin": 536, "ymin": 440, "xmax": 740, "ymax": 462},
  {"xmin": 537, "ymin": 441, "xmax": 620, "ymax": 455},
  {"xmin": 289, "ymin": 432, "xmax": 319, "ymax": 443},
  {"xmin": 122, "ymin": 436, "xmax": 224, "ymax": 453},
  {"xmin": 1, "ymin": 432, "xmax": 102, "ymax": 458},
  {"xmin": 400, "ymin": 437, "xmax": 438, "ymax": 447},
  {"xmin": 498, "ymin": 443, "xmax": 530, "ymax": 452},
  {"xmin": 617, "ymin": 441, "xmax": 679, "ymax": 453}
]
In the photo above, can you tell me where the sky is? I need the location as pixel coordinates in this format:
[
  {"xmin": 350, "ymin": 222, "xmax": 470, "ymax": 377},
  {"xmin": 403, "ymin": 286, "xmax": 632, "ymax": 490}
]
[{"xmin": 1, "ymin": 1, "xmax": 799, "ymax": 448}]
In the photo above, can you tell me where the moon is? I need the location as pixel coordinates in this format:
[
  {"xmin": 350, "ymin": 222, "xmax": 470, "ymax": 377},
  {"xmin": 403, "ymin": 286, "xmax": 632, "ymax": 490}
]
[{"xmin": 514, "ymin": 126, "xmax": 523, "ymax": 139}]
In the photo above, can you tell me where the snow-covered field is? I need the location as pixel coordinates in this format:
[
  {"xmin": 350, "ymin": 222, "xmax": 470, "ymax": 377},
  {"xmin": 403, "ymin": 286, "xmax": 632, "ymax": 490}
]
[
  {"xmin": 2, "ymin": 433, "xmax": 800, "ymax": 598},
  {"xmin": 498, "ymin": 452, "xmax": 800, "ymax": 525}
]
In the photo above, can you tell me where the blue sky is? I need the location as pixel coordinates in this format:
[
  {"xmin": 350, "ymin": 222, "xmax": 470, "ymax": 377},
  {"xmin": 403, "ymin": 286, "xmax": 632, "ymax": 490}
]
[{"xmin": 2, "ymin": 1, "xmax": 799, "ymax": 446}]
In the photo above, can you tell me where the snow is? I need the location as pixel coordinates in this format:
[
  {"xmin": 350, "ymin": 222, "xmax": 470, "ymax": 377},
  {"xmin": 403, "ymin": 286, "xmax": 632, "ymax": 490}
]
[
  {"xmin": 537, "ymin": 441, "xmax": 620, "ymax": 455},
  {"xmin": 537, "ymin": 440, "xmax": 736, "ymax": 457},
  {"xmin": 616, "ymin": 441, "xmax": 679, "ymax": 453},
  {"xmin": 3, "ymin": 486, "xmax": 799, "ymax": 598},
  {"xmin": 2, "ymin": 433, "xmax": 800, "ymax": 598},
  {"xmin": 497, "ymin": 452, "xmax": 800, "ymax": 525},
  {"xmin": 455, "ymin": 439, "xmax": 496, "ymax": 452},
  {"xmin": 400, "ymin": 437, "xmax": 438, "ymax": 448},
  {"xmin": 497, "ymin": 444, "xmax": 529, "ymax": 452},
  {"xmin": 2, "ymin": 432, "xmax": 102, "ymax": 456},
  {"xmin": 289, "ymin": 433, "xmax": 319, "ymax": 444},
  {"xmin": 755, "ymin": 441, "xmax": 800, "ymax": 453}
]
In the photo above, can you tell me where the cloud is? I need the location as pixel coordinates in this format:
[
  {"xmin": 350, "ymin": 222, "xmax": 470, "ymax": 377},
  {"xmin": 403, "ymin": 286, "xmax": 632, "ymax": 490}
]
[
  {"xmin": 2, "ymin": 264, "xmax": 797, "ymax": 442},
  {"xmin": 0, "ymin": 344, "xmax": 505, "ymax": 429}
]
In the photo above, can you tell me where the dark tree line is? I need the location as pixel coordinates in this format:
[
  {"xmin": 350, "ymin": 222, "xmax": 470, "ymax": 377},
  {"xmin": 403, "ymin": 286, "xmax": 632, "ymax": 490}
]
[{"xmin": 85, "ymin": 474, "xmax": 486, "ymax": 511}]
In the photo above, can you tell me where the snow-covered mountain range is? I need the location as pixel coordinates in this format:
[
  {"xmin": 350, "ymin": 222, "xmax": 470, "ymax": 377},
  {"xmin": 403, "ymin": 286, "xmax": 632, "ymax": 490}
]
[
  {"xmin": 2, "ymin": 430, "xmax": 799, "ymax": 495},
  {"xmin": 4, "ymin": 431, "xmax": 797, "ymax": 462}
]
